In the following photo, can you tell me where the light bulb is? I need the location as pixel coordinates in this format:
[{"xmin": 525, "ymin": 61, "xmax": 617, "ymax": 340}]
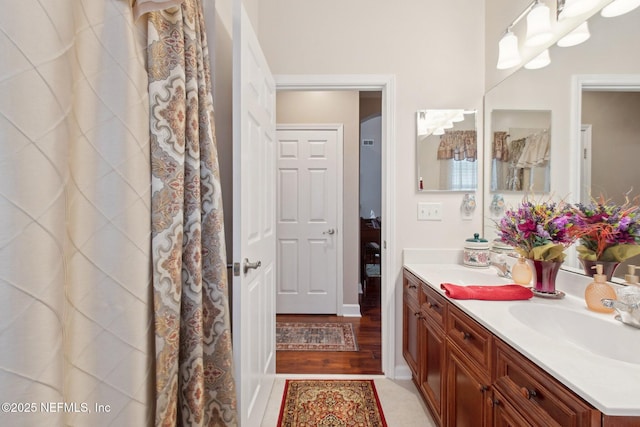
[
  {"xmin": 524, "ymin": 49, "xmax": 551, "ymax": 70},
  {"xmin": 601, "ymin": 0, "xmax": 640, "ymax": 17},
  {"xmin": 525, "ymin": 2, "xmax": 552, "ymax": 47},
  {"xmin": 561, "ymin": 0, "xmax": 600, "ymax": 17},
  {"xmin": 497, "ymin": 30, "xmax": 521, "ymax": 69},
  {"xmin": 557, "ymin": 22, "xmax": 590, "ymax": 47}
]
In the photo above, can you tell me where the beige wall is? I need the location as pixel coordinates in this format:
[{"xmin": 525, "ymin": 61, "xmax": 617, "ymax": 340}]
[
  {"xmin": 205, "ymin": 0, "xmax": 234, "ymax": 266},
  {"xmin": 257, "ymin": 0, "xmax": 485, "ymax": 373},
  {"xmin": 483, "ymin": 8, "xmax": 640, "ymax": 242},
  {"xmin": 276, "ymin": 91, "xmax": 361, "ymax": 305},
  {"xmin": 582, "ymin": 91, "xmax": 640, "ymax": 206}
]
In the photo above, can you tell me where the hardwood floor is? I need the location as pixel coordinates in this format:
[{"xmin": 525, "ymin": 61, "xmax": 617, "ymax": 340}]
[{"xmin": 276, "ymin": 277, "xmax": 383, "ymax": 375}]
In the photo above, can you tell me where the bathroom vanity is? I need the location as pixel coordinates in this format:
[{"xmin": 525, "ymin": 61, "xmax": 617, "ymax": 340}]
[{"xmin": 402, "ymin": 264, "xmax": 640, "ymax": 427}]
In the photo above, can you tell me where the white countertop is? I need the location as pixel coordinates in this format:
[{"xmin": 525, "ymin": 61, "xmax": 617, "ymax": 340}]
[{"xmin": 403, "ymin": 262, "xmax": 640, "ymax": 416}]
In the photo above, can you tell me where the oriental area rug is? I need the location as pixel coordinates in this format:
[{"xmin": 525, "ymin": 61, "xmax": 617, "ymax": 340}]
[
  {"xmin": 276, "ymin": 322, "xmax": 359, "ymax": 351},
  {"xmin": 277, "ymin": 379, "xmax": 388, "ymax": 427}
]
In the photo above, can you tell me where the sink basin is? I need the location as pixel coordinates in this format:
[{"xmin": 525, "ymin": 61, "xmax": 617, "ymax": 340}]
[{"xmin": 508, "ymin": 304, "xmax": 640, "ymax": 365}]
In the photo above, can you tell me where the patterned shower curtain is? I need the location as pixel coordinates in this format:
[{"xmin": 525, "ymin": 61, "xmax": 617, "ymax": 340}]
[{"xmin": 144, "ymin": 1, "xmax": 238, "ymax": 425}]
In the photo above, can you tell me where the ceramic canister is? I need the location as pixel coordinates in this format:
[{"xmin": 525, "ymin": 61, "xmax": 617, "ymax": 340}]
[{"xmin": 463, "ymin": 233, "xmax": 490, "ymax": 268}]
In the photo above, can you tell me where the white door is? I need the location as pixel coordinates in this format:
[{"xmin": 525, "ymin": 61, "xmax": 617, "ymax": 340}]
[
  {"xmin": 232, "ymin": 5, "xmax": 275, "ymax": 426},
  {"xmin": 276, "ymin": 126, "xmax": 342, "ymax": 314}
]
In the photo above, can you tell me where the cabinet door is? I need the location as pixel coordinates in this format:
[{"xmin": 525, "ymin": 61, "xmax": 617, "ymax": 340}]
[
  {"xmin": 419, "ymin": 315, "xmax": 444, "ymax": 425},
  {"xmin": 403, "ymin": 293, "xmax": 421, "ymax": 378},
  {"xmin": 446, "ymin": 342, "xmax": 491, "ymax": 427}
]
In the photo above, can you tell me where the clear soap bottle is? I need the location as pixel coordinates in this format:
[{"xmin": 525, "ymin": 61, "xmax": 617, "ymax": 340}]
[{"xmin": 584, "ymin": 264, "xmax": 617, "ymax": 313}]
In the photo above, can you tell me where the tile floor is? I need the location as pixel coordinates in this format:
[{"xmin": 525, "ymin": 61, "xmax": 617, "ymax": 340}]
[{"xmin": 261, "ymin": 375, "xmax": 437, "ymax": 427}]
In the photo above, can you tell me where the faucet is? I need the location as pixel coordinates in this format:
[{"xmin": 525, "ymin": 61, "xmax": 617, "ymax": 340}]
[
  {"xmin": 601, "ymin": 299, "xmax": 640, "ymax": 329},
  {"xmin": 490, "ymin": 260, "xmax": 512, "ymax": 279}
]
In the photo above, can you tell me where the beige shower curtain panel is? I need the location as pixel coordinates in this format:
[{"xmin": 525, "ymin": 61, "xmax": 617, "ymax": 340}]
[{"xmin": 0, "ymin": 1, "xmax": 235, "ymax": 426}]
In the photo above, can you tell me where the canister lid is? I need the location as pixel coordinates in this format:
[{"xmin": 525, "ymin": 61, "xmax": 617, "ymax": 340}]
[
  {"xmin": 466, "ymin": 233, "xmax": 488, "ymax": 243},
  {"xmin": 465, "ymin": 233, "xmax": 489, "ymax": 249}
]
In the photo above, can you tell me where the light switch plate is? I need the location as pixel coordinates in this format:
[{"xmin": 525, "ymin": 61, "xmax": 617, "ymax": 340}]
[{"xmin": 418, "ymin": 202, "xmax": 443, "ymax": 221}]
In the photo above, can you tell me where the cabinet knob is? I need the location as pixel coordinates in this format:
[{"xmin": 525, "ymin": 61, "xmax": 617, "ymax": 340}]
[
  {"xmin": 486, "ymin": 397, "xmax": 499, "ymax": 407},
  {"xmin": 460, "ymin": 330, "xmax": 471, "ymax": 340},
  {"xmin": 479, "ymin": 385, "xmax": 488, "ymax": 393},
  {"xmin": 427, "ymin": 301, "xmax": 439, "ymax": 310},
  {"xmin": 408, "ymin": 284, "xmax": 417, "ymax": 289},
  {"xmin": 520, "ymin": 387, "xmax": 537, "ymax": 400}
]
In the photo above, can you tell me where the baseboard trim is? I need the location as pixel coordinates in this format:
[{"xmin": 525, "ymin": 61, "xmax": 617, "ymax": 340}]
[
  {"xmin": 342, "ymin": 304, "xmax": 362, "ymax": 317},
  {"xmin": 394, "ymin": 365, "xmax": 412, "ymax": 380}
]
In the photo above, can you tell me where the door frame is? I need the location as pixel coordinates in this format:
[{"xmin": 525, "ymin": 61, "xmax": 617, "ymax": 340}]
[
  {"xmin": 276, "ymin": 124, "xmax": 344, "ymax": 315},
  {"xmin": 275, "ymin": 74, "xmax": 397, "ymax": 377}
]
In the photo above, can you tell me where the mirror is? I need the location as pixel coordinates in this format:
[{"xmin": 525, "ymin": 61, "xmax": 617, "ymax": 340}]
[
  {"xmin": 483, "ymin": 7, "xmax": 640, "ymax": 275},
  {"xmin": 490, "ymin": 109, "xmax": 551, "ymax": 193},
  {"xmin": 416, "ymin": 109, "xmax": 477, "ymax": 191}
]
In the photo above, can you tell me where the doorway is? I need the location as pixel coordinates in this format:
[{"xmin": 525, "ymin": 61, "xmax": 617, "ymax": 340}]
[{"xmin": 274, "ymin": 74, "xmax": 396, "ymax": 376}]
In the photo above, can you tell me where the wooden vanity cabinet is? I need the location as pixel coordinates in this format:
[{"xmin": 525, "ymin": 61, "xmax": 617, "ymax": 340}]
[
  {"xmin": 402, "ymin": 268, "xmax": 640, "ymax": 427},
  {"xmin": 494, "ymin": 340, "xmax": 600, "ymax": 427},
  {"xmin": 445, "ymin": 304, "xmax": 493, "ymax": 427},
  {"xmin": 419, "ymin": 284, "xmax": 447, "ymax": 425},
  {"xmin": 402, "ymin": 270, "xmax": 422, "ymax": 379}
]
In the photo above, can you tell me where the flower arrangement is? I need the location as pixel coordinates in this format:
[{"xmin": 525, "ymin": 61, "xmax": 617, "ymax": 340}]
[
  {"xmin": 570, "ymin": 196, "xmax": 640, "ymax": 262},
  {"xmin": 497, "ymin": 198, "xmax": 577, "ymax": 262}
]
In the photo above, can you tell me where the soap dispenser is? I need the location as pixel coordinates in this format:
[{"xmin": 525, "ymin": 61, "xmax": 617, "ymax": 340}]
[
  {"xmin": 585, "ymin": 264, "xmax": 617, "ymax": 314},
  {"xmin": 512, "ymin": 256, "xmax": 532, "ymax": 286}
]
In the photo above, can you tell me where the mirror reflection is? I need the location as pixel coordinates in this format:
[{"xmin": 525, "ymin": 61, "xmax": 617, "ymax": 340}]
[
  {"xmin": 482, "ymin": 7, "xmax": 640, "ymax": 277},
  {"xmin": 416, "ymin": 109, "xmax": 477, "ymax": 191},
  {"xmin": 490, "ymin": 109, "xmax": 551, "ymax": 193}
]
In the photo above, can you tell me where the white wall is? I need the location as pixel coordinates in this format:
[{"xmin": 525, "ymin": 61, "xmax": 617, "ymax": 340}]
[{"xmin": 256, "ymin": 0, "xmax": 485, "ymax": 375}]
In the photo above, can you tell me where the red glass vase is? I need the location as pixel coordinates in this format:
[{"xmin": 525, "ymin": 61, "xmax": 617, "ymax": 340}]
[
  {"xmin": 579, "ymin": 259, "xmax": 620, "ymax": 282},
  {"xmin": 526, "ymin": 259, "xmax": 563, "ymax": 295}
]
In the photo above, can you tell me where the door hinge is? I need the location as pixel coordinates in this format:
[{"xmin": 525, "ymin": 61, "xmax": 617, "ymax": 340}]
[{"xmin": 233, "ymin": 262, "xmax": 240, "ymax": 276}]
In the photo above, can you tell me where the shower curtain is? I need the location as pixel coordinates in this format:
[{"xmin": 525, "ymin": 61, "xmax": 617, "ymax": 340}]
[
  {"xmin": 144, "ymin": 0, "xmax": 237, "ymax": 425},
  {"xmin": 0, "ymin": 1, "xmax": 153, "ymax": 425},
  {"xmin": 0, "ymin": 0, "xmax": 236, "ymax": 426}
]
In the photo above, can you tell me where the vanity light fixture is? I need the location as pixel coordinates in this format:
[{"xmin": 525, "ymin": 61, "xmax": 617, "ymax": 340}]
[
  {"xmin": 524, "ymin": 48, "xmax": 551, "ymax": 69},
  {"xmin": 601, "ymin": 0, "xmax": 640, "ymax": 17},
  {"xmin": 557, "ymin": 21, "xmax": 590, "ymax": 46},
  {"xmin": 525, "ymin": 1, "xmax": 553, "ymax": 46}
]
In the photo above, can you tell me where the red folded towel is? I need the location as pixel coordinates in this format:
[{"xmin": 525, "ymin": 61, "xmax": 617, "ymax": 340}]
[{"xmin": 440, "ymin": 283, "xmax": 533, "ymax": 300}]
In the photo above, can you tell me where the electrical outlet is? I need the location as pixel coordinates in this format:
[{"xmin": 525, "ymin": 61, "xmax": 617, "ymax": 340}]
[{"xmin": 417, "ymin": 202, "xmax": 443, "ymax": 221}]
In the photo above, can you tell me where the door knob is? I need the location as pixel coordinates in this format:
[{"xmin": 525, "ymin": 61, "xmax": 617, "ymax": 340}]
[
  {"xmin": 243, "ymin": 258, "xmax": 261, "ymax": 274},
  {"xmin": 323, "ymin": 228, "xmax": 336, "ymax": 235}
]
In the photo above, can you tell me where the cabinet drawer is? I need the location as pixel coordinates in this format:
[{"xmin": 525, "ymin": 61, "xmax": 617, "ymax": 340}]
[
  {"xmin": 446, "ymin": 305, "xmax": 492, "ymax": 371},
  {"xmin": 421, "ymin": 283, "xmax": 446, "ymax": 328},
  {"xmin": 403, "ymin": 269, "xmax": 421, "ymax": 302},
  {"xmin": 494, "ymin": 340, "xmax": 600, "ymax": 427}
]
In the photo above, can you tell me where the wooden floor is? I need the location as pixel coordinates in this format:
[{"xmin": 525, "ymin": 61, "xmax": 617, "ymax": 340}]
[{"xmin": 276, "ymin": 277, "xmax": 383, "ymax": 375}]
